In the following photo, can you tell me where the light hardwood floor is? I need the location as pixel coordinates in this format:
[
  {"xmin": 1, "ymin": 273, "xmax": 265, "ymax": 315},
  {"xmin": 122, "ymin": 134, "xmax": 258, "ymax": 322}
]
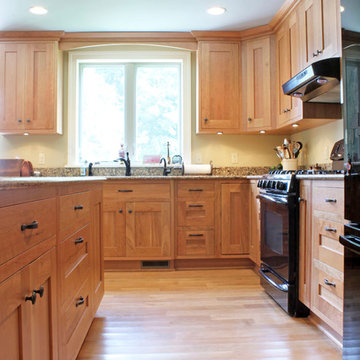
[{"xmin": 77, "ymin": 269, "xmax": 341, "ymax": 360}]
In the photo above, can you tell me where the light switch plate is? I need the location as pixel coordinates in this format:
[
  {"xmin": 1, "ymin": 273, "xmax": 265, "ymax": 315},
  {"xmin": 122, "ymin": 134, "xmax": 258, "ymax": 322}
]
[
  {"xmin": 39, "ymin": 152, "xmax": 46, "ymax": 165},
  {"xmin": 231, "ymin": 152, "xmax": 239, "ymax": 164},
  {"xmin": 195, "ymin": 153, "xmax": 202, "ymax": 163}
]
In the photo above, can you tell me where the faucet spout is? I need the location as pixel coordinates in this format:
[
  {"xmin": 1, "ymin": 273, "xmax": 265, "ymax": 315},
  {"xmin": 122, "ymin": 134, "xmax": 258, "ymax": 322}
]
[
  {"xmin": 118, "ymin": 152, "xmax": 131, "ymax": 176},
  {"xmin": 160, "ymin": 157, "xmax": 171, "ymax": 176}
]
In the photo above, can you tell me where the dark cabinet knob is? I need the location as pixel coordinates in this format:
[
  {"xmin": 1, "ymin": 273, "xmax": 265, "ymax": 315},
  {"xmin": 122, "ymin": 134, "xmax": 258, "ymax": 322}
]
[
  {"xmin": 74, "ymin": 205, "xmax": 84, "ymax": 210},
  {"xmin": 128, "ymin": 209, "xmax": 133, "ymax": 214},
  {"xmin": 21, "ymin": 220, "xmax": 39, "ymax": 232},
  {"xmin": 76, "ymin": 296, "xmax": 85, "ymax": 307},
  {"xmin": 74, "ymin": 237, "xmax": 84, "ymax": 245},
  {"xmin": 34, "ymin": 286, "xmax": 44, "ymax": 298},
  {"xmin": 18, "ymin": 119, "xmax": 22, "ymax": 123},
  {"xmin": 119, "ymin": 209, "xmax": 123, "ymax": 213},
  {"xmin": 26, "ymin": 119, "xmax": 30, "ymax": 123},
  {"xmin": 248, "ymin": 117, "xmax": 252, "ymax": 121},
  {"xmin": 25, "ymin": 291, "xmax": 37, "ymax": 305},
  {"xmin": 204, "ymin": 118, "xmax": 208, "ymax": 123}
]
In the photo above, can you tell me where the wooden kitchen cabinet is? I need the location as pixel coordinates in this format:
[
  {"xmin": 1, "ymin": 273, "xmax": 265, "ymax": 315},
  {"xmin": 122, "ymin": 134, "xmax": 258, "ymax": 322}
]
[
  {"xmin": 197, "ymin": 41, "xmax": 241, "ymax": 133},
  {"xmin": 298, "ymin": 0, "xmax": 341, "ymax": 69},
  {"xmin": 221, "ymin": 183, "xmax": 250, "ymax": 255},
  {"xmin": 0, "ymin": 41, "xmax": 61, "ymax": 134},
  {"xmin": 176, "ymin": 180, "xmax": 216, "ymax": 258},
  {"xmin": 299, "ymin": 180, "xmax": 312, "ymax": 308},
  {"xmin": 103, "ymin": 181, "xmax": 172, "ymax": 260},
  {"xmin": 249, "ymin": 181, "xmax": 260, "ymax": 266},
  {"xmin": 244, "ymin": 37, "xmax": 272, "ymax": 131},
  {"xmin": 275, "ymin": 10, "xmax": 302, "ymax": 128}
]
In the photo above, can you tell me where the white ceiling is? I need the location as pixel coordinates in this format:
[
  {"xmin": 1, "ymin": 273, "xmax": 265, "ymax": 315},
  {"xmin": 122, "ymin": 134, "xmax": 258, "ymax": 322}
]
[{"xmin": 0, "ymin": 0, "xmax": 285, "ymax": 32}]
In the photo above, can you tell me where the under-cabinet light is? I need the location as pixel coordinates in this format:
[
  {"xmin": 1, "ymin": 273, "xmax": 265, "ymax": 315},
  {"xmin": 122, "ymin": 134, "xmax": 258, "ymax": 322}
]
[
  {"xmin": 217, "ymin": 131, "xmax": 223, "ymax": 135},
  {"xmin": 29, "ymin": 6, "xmax": 48, "ymax": 15},
  {"xmin": 24, "ymin": 132, "xmax": 29, "ymax": 136},
  {"xmin": 292, "ymin": 124, "xmax": 299, "ymax": 128},
  {"xmin": 259, "ymin": 130, "xmax": 266, "ymax": 134},
  {"xmin": 207, "ymin": 6, "xmax": 227, "ymax": 15}
]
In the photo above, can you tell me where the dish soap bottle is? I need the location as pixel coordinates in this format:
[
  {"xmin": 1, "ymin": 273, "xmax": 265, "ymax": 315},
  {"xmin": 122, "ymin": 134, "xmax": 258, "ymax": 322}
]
[{"xmin": 119, "ymin": 144, "xmax": 125, "ymax": 159}]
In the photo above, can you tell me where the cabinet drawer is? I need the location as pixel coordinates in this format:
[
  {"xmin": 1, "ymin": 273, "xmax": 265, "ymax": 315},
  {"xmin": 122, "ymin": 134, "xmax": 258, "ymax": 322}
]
[
  {"xmin": 104, "ymin": 183, "xmax": 170, "ymax": 202},
  {"xmin": 177, "ymin": 182, "xmax": 215, "ymax": 199},
  {"xmin": 312, "ymin": 261, "xmax": 343, "ymax": 335},
  {"xmin": 61, "ymin": 250, "xmax": 90, "ymax": 310},
  {"xmin": 177, "ymin": 230, "xmax": 214, "ymax": 257},
  {"xmin": 61, "ymin": 277, "xmax": 92, "ymax": 360},
  {"xmin": 313, "ymin": 217, "xmax": 344, "ymax": 272},
  {"xmin": 0, "ymin": 198, "xmax": 56, "ymax": 266},
  {"xmin": 59, "ymin": 225, "xmax": 90, "ymax": 279},
  {"xmin": 312, "ymin": 183, "xmax": 344, "ymax": 216},
  {"xmin": 59, "ymin": 191, "xmax": 90, "ymax": 240},
  {"xmin": 177, "ymin": 200, "xmax": 214, "ymax": 227}
]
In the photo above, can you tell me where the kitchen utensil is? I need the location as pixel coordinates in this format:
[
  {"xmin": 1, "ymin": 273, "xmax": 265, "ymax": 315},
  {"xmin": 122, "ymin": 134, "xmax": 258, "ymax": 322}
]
[
  {"xmin": 273, "ymin": 148, "xmax": 283, "ymax": 160},
  {"xmin": 293, "ymin": 141, "xmax": 303, "ymax": 158},
  {"xmin": 275, "ymin": 146, "xmax": 285, "ymax": 160}
]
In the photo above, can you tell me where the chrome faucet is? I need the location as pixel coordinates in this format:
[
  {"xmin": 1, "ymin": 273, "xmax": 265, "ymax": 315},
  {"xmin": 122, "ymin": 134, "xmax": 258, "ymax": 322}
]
[
  {"xmin": 160, "ymin": 157, "xmax": 171, "ymax": 176},
  {"xmin": 118, "ymin": 152, "xmax": 131, "ymax": 176}
]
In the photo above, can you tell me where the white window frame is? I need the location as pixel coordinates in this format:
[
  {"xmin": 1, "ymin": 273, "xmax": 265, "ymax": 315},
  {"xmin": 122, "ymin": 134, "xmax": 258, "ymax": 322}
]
[{"xmin": 67, "ymin": 49, "xmax": 191, "ymax": 166}]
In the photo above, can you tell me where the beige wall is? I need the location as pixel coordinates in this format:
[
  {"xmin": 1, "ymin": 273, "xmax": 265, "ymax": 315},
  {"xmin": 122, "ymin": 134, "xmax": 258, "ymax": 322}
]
[
  {"xmin": 290, "ymin": 119, "xmax": 344, "ymax": 167},
  {"xmin": 0, "ymin": 44, "xmax": 341, "ymax": 169}
]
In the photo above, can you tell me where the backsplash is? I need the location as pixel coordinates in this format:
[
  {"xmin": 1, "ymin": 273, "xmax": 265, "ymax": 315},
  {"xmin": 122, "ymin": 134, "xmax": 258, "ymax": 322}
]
[{"xmin": 35, "ymin": 166, "xmax": 270, "ymax": 177}]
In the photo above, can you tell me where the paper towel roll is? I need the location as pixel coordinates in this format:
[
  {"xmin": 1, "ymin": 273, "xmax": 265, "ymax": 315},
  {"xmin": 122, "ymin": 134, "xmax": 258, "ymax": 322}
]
[{"xmin": 182, "ymin": 163, "xmax": 212, "ymax": 175}]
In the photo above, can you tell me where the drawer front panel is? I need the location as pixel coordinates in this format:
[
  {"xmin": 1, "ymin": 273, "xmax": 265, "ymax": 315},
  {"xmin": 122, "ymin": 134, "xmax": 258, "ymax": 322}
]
[
  {"xmin": 312, "ymin": 184, "xmax": 344, "ymax": 216},
  {"xmin": 104, "ymin": 183, "xmax": 170, "ymax": 202},
  {"xmin": 177, "ymin": 200, "xmax": 214, "ymax": 227},
  {"xmin": 59, "ymin": 224, "xmax": 90, "ymax": 279},
  {"xmin": 177, "ymin": 230, "xmax": 215, "ymax": 257},
  {"xmin": 59, "ymin": 191, "xmax": 90, "ymax": 240},
  {"xmin": 0, "ymin": 198, "xmax": 56, "ymax": 266},
  {"xmin": 61, "ymin": 251, "xmax": 90, "ymax": 309},
  {"xmin": 312, "ymin": 262, "xmax": 343, "ymax": 335},
  {"xmin": 177, "ymin": 182, "xmax": 215, "ymax": 200}
]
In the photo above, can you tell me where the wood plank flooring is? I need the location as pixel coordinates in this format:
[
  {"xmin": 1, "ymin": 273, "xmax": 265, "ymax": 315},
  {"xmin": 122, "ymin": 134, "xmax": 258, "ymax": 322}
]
[{"xmin": 77, "ymin": 269, "xmax": 341, "ymax": 360}]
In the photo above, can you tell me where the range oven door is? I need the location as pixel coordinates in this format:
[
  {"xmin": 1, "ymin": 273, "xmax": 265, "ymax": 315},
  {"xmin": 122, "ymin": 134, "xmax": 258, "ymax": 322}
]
[
  {"xmin": 258, "ymin": 192, "xmax": 293, "ymax": 283},
  {"xmin": 345, "ymin": 174, "xmax": 360, "ymax": 222}
]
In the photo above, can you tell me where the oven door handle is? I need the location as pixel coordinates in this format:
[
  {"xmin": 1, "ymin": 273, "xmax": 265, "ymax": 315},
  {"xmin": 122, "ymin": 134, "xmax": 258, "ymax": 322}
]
[
  {"xmin": 259, "ymin": 267, "xmax": 289, "ymax": 293},
  {"xmin": 256, "ymin": 193, "xmax": 288, "ymax": 205}
]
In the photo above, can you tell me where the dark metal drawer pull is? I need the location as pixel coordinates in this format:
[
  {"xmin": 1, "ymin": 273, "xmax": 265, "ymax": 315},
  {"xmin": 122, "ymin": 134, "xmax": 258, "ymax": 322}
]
[
  {"xmin": 188, "ymin": 189, "xmax": 203, "ymax": 192},
  {"xmin": 75, "ymin": 237, "xmax": 84, "ymax": 245},
  {"xmin": 188, "ymin": 204, "xmax": 204, "ymax": 208},
  {"xmin": 324, "ymin": 279, "xmax": 336, "ymax": 287},
  {"xmin": 34, "ymin": 286, "xmax": 44, "ymax": 298},
  {"xmin": 189, "ymin": 234, "xmax": 204, "ymax": 237},
  {"xmin": 25, "ymin": 291, "xmax": 37, "ymax": 305},
  {"xmin": 128, "ymin": 209, "xmax": 133, "ymax": 214},
  {"xmin": 76, "ymin": 296, "xmax": 85, "ymax": 307},
  {"xmin": 119, "ymin": 209, "xmax": 123, "ymax": 213},
  {"xmin": 325, "ymin": 198, "xmax": 337, "ymax": 203},
  {"xmin": 21, "ymin": 221, "xmax": 39, "ymax": 232},
  {"xmin": 324, "ymin": 226, "xmax": 337, "ymax": 233},
  {"xmin": 118, "ymin": 189, "xmax": 133, "ymax": 193},
  {"xmin": 74, "ymin": 205, "xmax": 84, "ymax": 210}
]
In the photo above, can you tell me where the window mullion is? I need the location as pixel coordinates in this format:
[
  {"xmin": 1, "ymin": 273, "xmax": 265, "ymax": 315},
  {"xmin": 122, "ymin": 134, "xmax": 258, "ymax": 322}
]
[{"xmin": 125, "ymin": 63, "xmax": 136, "ymax": 158}]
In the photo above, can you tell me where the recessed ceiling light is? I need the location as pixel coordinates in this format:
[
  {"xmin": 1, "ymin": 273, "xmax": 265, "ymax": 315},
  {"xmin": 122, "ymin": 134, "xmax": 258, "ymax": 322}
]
[
  {"xmin": 340, "ymin": 5, "xmax": 345, "ymax": 12},
  {"xmin": 29, "ymin": 6, "xmax": 48, "ymax": 15},
  {"xmin": 207, "ymin": 6, "xmax": 227, "ymax": 16}
]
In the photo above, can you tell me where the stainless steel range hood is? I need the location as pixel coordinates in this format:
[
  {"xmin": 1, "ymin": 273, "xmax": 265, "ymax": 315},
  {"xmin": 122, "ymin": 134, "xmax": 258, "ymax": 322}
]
[{"xmin": 282, "ymin": 57, "xmax": 341, "ymax": 103}]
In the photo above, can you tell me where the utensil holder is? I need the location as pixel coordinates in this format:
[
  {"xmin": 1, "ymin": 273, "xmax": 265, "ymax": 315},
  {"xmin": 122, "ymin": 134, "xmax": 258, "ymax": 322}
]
[{"xmin": 282, "ymin": 159, "xmax": 298, "ymax": 171}]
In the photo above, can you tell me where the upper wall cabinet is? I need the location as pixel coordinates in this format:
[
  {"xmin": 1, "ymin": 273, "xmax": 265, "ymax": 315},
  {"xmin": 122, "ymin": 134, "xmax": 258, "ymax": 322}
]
[
  {"xmin": 0, "ymin": 41, "xmax": 62, "ymax": 135},
  {"xmin": 298, "ymin": 0, "xmax": 341, "ymax": 69},
  {"xmin": 276, "ymin": 10, "xmax": 302, "ymax": 128},
  {"xmin": 197, "ymin": 41, "xmax": 241, "ymax": 134},
  {"xmin": 244, "ymin": 37, "xmax": 273, "ymax": 132}
]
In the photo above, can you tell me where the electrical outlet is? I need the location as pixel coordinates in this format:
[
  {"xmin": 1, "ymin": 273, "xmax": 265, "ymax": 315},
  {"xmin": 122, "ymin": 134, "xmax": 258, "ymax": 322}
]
[
  {"xmin": 195, "ymin": 153, "xmax": 202, "ymax": 163},
  {"xmin": 231, "ymin": 152, "xmax": 239, "ymax": 164},
  {"xmin": 39, "ymin": 152, "xmax": 46, "ymax": 165}
]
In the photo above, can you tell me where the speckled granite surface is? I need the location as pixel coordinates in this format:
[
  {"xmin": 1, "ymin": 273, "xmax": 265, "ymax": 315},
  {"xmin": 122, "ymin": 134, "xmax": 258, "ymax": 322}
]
[{"xmin": 35, "ymin": 166, "xmax": 270, "ymax": 177}]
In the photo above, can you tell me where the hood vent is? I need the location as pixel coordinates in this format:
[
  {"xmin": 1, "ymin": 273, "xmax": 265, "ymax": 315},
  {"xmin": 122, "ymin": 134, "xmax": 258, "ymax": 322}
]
[{"xmin": 282, "ymin": 57, "xmax": 340, "ymax": 103}]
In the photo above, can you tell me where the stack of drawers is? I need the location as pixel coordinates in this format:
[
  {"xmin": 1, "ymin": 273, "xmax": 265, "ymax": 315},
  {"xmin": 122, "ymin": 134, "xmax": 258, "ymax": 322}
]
[
  {"xmin": 311, "ymin": 180, "xmax": 344, "ymax": 335},
  {"xmin": 58, "ymin": 190, "xmax": 93, "ymax": 360},
  {"xmin": 176, "ymin": 181, "xmax": 215, "ymax": 258}
]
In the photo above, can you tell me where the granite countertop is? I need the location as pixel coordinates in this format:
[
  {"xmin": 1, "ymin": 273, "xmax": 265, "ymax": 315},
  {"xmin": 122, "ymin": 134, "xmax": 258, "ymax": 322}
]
[{"xmin": 0, "ymin": 176, "xmax": 107, "ymax": 190}]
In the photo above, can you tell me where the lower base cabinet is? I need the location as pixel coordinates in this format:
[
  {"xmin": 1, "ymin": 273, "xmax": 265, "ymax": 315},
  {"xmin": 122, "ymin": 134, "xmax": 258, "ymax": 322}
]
[{"xmin": 0, "ymin": 247, "xmax": 58, "ymax": 360}]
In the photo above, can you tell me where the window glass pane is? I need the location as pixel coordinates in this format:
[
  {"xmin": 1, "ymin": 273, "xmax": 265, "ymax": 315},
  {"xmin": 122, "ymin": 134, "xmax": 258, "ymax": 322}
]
[
  {"xmin": 135, "ymin": 64, "xmax": 181, "ymax": 162},
  {"xmin": 79, "ymin": 64, "xmax": 125, "ymax": 163}
]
